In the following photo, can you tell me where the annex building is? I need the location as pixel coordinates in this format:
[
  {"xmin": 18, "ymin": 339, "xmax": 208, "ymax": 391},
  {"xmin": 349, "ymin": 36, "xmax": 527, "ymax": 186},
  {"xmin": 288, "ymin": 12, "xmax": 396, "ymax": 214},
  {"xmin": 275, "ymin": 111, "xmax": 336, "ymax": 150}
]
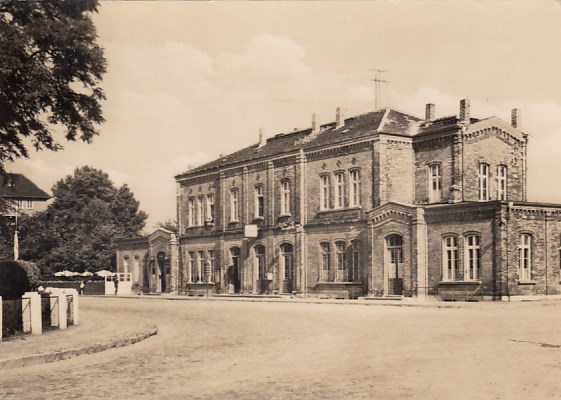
[{"xmin": 117, "ymin": 99, "xmax": 561, "ymax": 301}]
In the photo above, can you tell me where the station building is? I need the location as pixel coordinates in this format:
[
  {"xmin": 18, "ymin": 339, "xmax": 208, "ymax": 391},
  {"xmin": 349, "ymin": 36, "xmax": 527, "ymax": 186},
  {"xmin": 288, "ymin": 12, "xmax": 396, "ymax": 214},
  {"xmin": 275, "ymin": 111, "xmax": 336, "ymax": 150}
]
[{"xmin": 117, "ymin": 99, "xmax": 561, "ymax": 300}]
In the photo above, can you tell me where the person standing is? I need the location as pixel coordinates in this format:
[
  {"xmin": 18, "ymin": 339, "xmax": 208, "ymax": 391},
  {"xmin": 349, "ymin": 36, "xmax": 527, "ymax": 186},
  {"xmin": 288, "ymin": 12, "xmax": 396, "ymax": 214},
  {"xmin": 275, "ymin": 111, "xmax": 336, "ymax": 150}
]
[
  {"xmin": 79, "ymin": 280, "xmax": 85, "ymax": 296},
  {"xmin": 113, "ymin": 275, "xmax": 119, "ymax": 295}
]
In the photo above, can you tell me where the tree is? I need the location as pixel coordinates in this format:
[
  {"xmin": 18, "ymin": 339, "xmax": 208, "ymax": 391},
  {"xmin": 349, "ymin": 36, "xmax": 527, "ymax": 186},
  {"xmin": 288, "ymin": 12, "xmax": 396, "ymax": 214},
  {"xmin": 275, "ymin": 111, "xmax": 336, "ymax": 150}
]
[
  {"xmin": 19, "ymin": 166, "xmax": 147, "ymax": 275},
  {"xmin": 0, "ymin": 0, "xmax": 106, "ymax": 175},
  {"xmin": 156, "ymin": 219, "xmax": 178, "ymax": 233}
]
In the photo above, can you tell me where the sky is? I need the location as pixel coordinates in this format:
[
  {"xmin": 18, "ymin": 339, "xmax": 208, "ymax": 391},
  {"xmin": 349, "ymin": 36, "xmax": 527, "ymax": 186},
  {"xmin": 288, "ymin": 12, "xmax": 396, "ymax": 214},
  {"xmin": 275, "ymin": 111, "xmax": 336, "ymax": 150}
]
[{"xmin": 11, "ymin": 0, "xmax": 561, "ymax": 231}]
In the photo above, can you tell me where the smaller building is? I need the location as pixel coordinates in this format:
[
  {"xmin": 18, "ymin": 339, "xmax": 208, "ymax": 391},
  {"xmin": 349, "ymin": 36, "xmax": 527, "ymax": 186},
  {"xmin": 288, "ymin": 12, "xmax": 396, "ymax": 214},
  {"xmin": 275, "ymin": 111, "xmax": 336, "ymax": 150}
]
[
  {"xmin": 0, "ymin": 173, "xmax": 51, "ymax": 216},
  {"xmin": 115, "ymin": 228, "xmax": 179, "ymax": 294}
]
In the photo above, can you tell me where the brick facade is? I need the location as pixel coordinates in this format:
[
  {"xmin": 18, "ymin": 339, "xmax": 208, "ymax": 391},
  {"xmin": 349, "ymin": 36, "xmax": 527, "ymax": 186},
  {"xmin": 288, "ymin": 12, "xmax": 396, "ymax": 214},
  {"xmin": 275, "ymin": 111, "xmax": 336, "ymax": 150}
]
[{"xmin": 118, "ymin": 100, "xmax": 560, "ymax": 300}]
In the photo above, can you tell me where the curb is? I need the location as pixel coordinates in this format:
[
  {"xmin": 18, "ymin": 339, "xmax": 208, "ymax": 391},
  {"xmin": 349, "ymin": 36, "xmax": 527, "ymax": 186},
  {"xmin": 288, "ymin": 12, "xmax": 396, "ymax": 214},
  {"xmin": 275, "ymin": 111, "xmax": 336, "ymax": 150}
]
[{"xmin": 0, "ymin": 326, "xmax": 158, "ymax": 369}]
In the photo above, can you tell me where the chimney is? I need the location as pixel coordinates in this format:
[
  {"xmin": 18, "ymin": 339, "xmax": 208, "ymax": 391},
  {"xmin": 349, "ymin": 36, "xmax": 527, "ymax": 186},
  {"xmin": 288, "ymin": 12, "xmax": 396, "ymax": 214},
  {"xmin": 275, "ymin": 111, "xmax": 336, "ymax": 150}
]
[
  {"xmin": 311, "ymin": 113, "xmax": 319, "ymax": 135},
  {"xmin": 459, "ymin": 99, "xmax": 470, "ymax": 122},
  {"xmin": 511, "ymin": 108, "xmax": 520, "ymax": 128},
  {"xmin": 336, "ymin": 107, "xmax": 344, "ymax": 129},
  {"xmin": 425, "ymin": 103, "xmax": 435, "ymax": 122},
  {"xmin": 257, "ymin": 128, "xmax": 265, "ymax": 148}
]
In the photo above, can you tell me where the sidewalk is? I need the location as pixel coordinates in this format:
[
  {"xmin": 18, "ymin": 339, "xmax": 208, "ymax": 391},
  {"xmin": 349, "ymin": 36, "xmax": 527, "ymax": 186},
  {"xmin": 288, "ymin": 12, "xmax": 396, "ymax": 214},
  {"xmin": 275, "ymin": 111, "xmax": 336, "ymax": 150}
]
[{"xmin": 0, "ymin": 307, "xmax": 157, "ymax": 369}]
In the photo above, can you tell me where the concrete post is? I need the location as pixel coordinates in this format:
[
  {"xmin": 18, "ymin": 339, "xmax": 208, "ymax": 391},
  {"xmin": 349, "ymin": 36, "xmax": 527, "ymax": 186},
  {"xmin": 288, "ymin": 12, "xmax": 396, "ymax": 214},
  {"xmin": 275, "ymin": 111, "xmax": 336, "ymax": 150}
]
[
  {"xmin": 64, "ymin": 288, "xmax": 79, "ymax": 325},
  {"xmin": 47, "ymin": 289, "xmax": 67, "ymax": 330},
  {"xmin": 22, "ymin": 292, "xmax": 42, "ymax": 335},
  {"xmin": 414, "ymin": 208, "xmax": 428, "ymax": 300},
  {"xmin": 169, "ymin": 233, "xmax": 179, "ymax": 294}
]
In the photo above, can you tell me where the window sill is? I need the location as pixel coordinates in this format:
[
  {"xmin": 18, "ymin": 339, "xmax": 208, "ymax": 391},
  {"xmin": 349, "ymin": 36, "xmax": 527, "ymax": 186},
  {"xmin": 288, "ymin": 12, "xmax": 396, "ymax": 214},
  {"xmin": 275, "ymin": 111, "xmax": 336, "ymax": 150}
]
[
  {"xmin": 517, "ymin": 280, "xmax": 537, "ymax": 285},
  {"xmin": 439, "ymin": 280, "xmax": 482, "ymax": 285},
  {"xmin": 253, "ymin": 216, "xmax": 264, "ymax": 221},
  {"xmin": 317, "ymin": 206, "xmax": 362, "ymax": 214},
  {"xmin": 279, "ymin": 213, "xmax": 291, "ymax": 218},
  {"xmin": 229, "ymin": 220, "xmax": 240, "ymax": 224}
]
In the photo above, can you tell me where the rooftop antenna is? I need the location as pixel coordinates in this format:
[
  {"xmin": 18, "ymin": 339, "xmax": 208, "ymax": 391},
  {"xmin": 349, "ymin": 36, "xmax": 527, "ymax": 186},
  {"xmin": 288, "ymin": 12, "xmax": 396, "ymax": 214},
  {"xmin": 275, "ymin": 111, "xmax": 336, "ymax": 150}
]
[{"xmin": 370, "ymin": 68, "xmax": 389, "ymax": 111}]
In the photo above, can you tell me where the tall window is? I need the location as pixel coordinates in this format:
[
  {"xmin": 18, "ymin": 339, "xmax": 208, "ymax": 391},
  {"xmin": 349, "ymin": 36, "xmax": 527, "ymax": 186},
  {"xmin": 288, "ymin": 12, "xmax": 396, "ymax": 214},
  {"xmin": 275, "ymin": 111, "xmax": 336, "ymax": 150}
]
[
  {"xmin": 478, "ymin": 163, "xmax": 490, "ymax": 201},
  {"xmin": 207, "ymin": 250, "xmax": 215, "ymax": 283},
  {"xmin": 465, "ymin": 235, "xmax": 481, "ymax": 280},
  {"xmin": 189, "ymin": 251, "xmax": 196, "ymax": 283},
  {"xmin": 26, "ymin": 200, "xmax": 33, "ymax": 210},
  {"xmin": 281, "ymin": 243, "xmax": 294, "ymax": 282},
  {"xmin": 349, "ymin": 170, "xmax": 361, "ymax": 207},
  {"xmin": 334, "ymin": 172, "xmax": 345, "ymax": 209},
  {"xmin": 230, "ymin": 189, "xmax": 239, "ymax": 221},
  {"xmin": 335, "ymin": 241, "xmax": 346, "ymax": 281},
  {"xmin": 280, "ymin": 181, "xmax": 291, "ymax": 215},
  {"xmin": 255, "ymin": 245, "xmax": 266, "ymax": 281},
  {"xmin": 519, "ymin": 234, "xmax": 532, "ymax": 280},
  {"xmin": 188, "ymin": 198, "xmax": 195, "ymax": 227},
  {"xmin": 442, "ymin": 236, "xmax": 459, "ymax": 281},
  {"xmin": 254, "ymin": 185, "xmax": 265, "ymax": 218},
  {"xmin": 320, "ymin": 242, "xmax": 331, "ymax": 282},
  {"xmin": 197, "ymin": 250, "xmax": 205, "ymax": 282},
  {"xmin": 206, "ymin": 194, "xmax": 215, "ymax": 222},
  {"xmin": 196, "ymin": 196, "xmax": 204, "ymax": 226},
  {"xmin": 320, "ymin": 175, "xmax": 330, "ymax": 210},
  {"xmin": 429, "ymin": 163, "xmax": 442, "ymax": 203},
  {"xmin": 350, "ymin": 241, "xmax": 360, "ymax": 281},
  {"xmin": 497, "ymin": 165, "xmax": 507, "ymax": 201}
]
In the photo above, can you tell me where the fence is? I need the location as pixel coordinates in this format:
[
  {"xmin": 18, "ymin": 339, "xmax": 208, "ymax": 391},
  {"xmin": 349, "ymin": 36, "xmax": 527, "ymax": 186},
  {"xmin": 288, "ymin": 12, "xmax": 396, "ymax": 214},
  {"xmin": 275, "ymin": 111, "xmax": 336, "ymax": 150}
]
[{"xmin": 1, "ymin": 288, "xmax": 79, "ymax": 341}]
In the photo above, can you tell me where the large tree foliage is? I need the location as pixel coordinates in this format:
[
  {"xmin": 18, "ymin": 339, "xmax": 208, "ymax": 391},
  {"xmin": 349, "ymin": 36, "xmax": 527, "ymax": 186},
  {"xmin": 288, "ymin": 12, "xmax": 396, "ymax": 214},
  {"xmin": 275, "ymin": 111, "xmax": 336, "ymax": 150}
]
[
  {"xmin": 19, "ymin": 167, "xmax": 147, "ymax": 275},
  {"xmin": 0, "ymin": 0, "xmax": 106, "ymax": 174}
]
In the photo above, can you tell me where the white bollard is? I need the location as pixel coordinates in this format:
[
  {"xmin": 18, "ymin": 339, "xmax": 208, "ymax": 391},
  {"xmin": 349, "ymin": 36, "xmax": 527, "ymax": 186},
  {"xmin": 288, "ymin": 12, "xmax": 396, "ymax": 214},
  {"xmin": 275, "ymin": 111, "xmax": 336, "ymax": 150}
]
[
  {"xmin": 62, "ymin": 288, "xmax": 79, "ymax": 326},
  {"xmin": 46, "ymin": 288, "xmax": 67, "ymax": 330},
  {"xmin": 22, "ymin": 292, "xmax": 42, "ymax": 335}
]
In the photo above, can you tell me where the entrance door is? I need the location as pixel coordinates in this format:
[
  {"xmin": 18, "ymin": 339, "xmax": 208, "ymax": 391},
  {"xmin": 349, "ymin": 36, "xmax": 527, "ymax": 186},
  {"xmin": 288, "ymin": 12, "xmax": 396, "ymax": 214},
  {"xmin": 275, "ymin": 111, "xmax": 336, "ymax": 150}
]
[
  {"xmin": 227, "ymin": 247, "xmax": 241, "ymax": 293},
  {"xmin": 386, "ymin": 235, "xmax": 404, "ymax": 295},
  {"xmin": 157, "ymin": 252, "xmax": 166, "ymax": 293},
  {"xmin": 281, "ymin": 243, "xmax": 294, "ymax": 293}
]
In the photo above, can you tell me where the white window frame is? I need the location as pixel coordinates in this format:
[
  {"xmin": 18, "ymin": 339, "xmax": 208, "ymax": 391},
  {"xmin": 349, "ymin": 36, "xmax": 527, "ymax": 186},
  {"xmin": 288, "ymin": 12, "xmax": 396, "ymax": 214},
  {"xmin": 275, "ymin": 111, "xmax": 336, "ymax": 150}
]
[
  {"xmin": 350, "ymin": 241, "xmax": 360, "ymax": 282},
  {"xmin": 478, "ymin": 163, "xmax": 490, "ymax": 201},
  {"xmin": 230, "ymin": 189, "xmax": 239, "ymax": 222},
  {"xmin": 428, "ymin": 163, "xmax": 442, "ymax": 203},
  {"xmin": 349, "ymin": 169, "xmax": 361, "ymax": 207},
  {"xmin": 334, "ymin": 172, "xmax": 345, "ymax": 209},
  {"xmin": 497, "ymin": 165, "xmax": 507, "ymax": 201},
  {"xmin": 280, "ymin": 181, "xmax": 291, "ymax": 215},
  {"xmin": 320, "ymin": 174, "xmax": 330, "ymax": 211},
  {"xmin": 335, "ymin": 240, "xmax": 346, "ymax": 282},
  {"xmin": 206, "ymin": 194, "xmax": 214, "ymax": 223},
  {"xmin": 197, "ymin": 250, "xmax": 205, "ymax": 282},
  {"xmin": 196, "ymin": 196, "xmax": 204, "ymax": 226},
  {"xmin": 464, "ymin": 235, "xmax": 481, "ymax": 281},
  {"xmin": 442, "ymin": 236, "xmax": 458, "ymax": 281},
  {"xmin": 26, "ymin": 200, "xmax": 33, "ymax": 210},
  {"xmin": 254, "ymin": 185, "xmax": 264, "ymax": 218},
  {"xmin": 188, "ymin": 198, "xmax": 195, "ymax": 227},
  {"xmin": 519, "ymin": 234, "xmax": 532, "ymax": 281}
]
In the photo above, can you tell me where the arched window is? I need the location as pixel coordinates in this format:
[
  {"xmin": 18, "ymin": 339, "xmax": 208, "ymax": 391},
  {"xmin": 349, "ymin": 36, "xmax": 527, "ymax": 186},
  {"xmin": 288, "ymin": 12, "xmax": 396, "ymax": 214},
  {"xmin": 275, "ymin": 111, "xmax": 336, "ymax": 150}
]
[
  {"xmin": 464, "ymin": 234, "xmax": 481, "ymax": 280},
  {"xmin": 442, "ymin": 236, "xmax": 458, "ymax": 281},
  {"xmin": 519, "ymin": 234, "xmax": 532, "ymax": 280},
  {"xmin": 320, "ymin": 174, "xmax": 330, "ymax": 210},
  {"xmin": 335, "ymin": 241, "xmax": 346, "ymax": 281},
  {"xmin": 349, "ymin": 169, "xmax": 361, "ymax": 207},
  {"xmin": 334, "ymin": 172, "xmax": 345, "ymax": 209},
  {"xmin": 320, "ymin": 242, "xmax": 331, "ymax": 282}
]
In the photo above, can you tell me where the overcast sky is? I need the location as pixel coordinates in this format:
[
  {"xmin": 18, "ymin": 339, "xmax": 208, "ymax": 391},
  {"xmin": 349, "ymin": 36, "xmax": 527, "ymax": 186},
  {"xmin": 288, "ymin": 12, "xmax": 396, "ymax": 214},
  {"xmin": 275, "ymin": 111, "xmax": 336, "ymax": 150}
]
[{"xmin": 11, "ymin": 1, "xmax": 561, "ymax": 230}]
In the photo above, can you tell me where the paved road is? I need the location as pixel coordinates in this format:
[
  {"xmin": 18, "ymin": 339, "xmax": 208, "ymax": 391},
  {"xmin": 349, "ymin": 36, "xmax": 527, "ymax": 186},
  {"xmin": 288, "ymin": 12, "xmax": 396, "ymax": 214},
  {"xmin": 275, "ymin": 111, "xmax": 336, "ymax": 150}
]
[{"xmin": 2, "ymin": 297, "xmax": 561, "ymax": 399}]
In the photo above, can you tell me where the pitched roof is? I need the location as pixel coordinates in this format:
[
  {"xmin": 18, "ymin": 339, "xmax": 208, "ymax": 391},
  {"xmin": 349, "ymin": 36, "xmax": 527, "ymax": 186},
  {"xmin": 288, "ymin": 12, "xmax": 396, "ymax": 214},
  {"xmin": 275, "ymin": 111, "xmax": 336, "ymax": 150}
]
[
  {"xmin": 0, "ymin": 173, "xmax": 50, "ymax": 200},
  {"xmin": 176, "ymin": 108, "xmax": 422, "ymax": 179}
]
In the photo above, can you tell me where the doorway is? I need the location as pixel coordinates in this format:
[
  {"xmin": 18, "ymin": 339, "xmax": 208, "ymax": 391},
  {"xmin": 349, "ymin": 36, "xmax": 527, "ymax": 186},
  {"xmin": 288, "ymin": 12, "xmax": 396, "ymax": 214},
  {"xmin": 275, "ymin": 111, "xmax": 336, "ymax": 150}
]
[
  {"xmin": 386, "ymin": 235, "xmax": 403, "ymax": 295},
  {"xmin": 157, "ymin": 252, "xmax": 167, "ymax": 293},
  {"xmin": 281, "ymin": 243, "xmax": 294, "ymax": 293},
  {"xmin": 227, "ymin": 246, "xmax": 241, "ymax": 293}
]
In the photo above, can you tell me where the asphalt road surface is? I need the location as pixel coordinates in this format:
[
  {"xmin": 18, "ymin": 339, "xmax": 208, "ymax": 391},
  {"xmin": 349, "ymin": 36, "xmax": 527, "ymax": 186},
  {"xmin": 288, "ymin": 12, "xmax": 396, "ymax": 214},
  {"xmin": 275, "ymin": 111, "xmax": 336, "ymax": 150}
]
[{"xmin": 2, "ymin": 297, "xmax": 561, "ymax": 399}]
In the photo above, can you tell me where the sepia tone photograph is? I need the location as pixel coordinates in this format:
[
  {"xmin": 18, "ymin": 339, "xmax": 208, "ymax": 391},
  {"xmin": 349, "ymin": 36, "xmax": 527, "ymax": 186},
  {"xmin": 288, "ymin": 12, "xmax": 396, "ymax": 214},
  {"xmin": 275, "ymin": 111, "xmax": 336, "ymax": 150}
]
[{"xmin": 1, "ymin": 0, "xmax": 561, "ymax": 399}]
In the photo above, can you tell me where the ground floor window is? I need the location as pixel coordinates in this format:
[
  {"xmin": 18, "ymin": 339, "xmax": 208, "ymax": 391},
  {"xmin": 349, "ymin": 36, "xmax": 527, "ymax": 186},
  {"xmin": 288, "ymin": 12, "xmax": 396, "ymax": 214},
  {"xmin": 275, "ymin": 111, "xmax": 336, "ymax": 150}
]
[
  {"xmin": 519, "ymin": 234, "xmax": 532, "ymax": 280},
  {"xmin": 442, "ymin": 236, "xmax": 459, "ymax": 281}
]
